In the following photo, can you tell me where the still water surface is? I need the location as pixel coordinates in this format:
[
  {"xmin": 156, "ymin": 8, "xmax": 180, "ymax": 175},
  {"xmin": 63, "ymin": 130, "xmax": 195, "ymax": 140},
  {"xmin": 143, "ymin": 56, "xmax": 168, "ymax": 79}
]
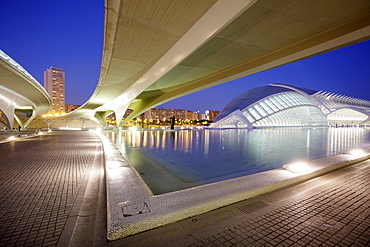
[{"xmin": 106, "ymin": 127, "xmax": 370, "ymax": 194}]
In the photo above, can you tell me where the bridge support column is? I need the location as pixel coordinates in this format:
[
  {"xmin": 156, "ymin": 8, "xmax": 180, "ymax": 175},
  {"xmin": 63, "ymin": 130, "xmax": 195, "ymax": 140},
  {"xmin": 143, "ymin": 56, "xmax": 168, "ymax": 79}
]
[
  {"xmin": 94, "ymin": 111, "xmax": 113, "ymax": 129},
  {"xmin": 22, "ymin": 110, "xmax": 36, "ymax": 129},
  {"xmin": 42, "ymin": 118, "xmax": 55, "ymax": 129},
  {"xmin": 114, "ymin": 107, "xmax": 128, "ymax": 128},
  {"xmin": 64, "ymin": 119, "xmax": 73, "ymax": 128},
  {"xmin": 0, "ymin": 105, "xmax": 15, "ymax": 130},
  {"xmin": 13, "ymin": 114, "xmax": 25, "ymax": 130},
  {"xmin": 80, "ymin": 118, "xmax": 88, "ymax": 129}
]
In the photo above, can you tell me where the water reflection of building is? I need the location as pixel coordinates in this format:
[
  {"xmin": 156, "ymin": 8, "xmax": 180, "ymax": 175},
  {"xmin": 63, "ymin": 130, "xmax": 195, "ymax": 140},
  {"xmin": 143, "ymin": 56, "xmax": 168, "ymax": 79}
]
[
  {"xmin": 211, "ymin": 84, "xmax": 370, "ymax": 129},
  {"xmin": 113, "ymin": 128, "xmax": 370, "ymax": 194},
  {"xmin": 327, "ymin": 127, "xmax": 366, "ymax": 156}
]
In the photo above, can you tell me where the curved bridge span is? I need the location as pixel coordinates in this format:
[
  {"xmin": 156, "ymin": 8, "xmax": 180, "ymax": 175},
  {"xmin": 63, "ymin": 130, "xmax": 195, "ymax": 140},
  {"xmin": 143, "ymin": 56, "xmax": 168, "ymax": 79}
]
[{"xmin": 68, "ymin": 0, "xmax": 370, "ymax": 127}]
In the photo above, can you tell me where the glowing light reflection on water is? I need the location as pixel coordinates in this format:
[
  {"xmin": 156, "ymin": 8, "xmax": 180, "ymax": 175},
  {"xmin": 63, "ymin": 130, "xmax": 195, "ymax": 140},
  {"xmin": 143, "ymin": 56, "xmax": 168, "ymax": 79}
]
[{"xmin": 105, "ymin": 127, "xmax": 370, "ymax": 194}]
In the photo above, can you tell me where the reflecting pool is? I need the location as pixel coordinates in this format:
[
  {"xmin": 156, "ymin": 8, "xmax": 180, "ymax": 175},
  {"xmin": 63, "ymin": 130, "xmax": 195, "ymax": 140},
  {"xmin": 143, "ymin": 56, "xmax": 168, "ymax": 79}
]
[{"xmin": 105, "ymin": 127, "xmax": 370, "ymax": 194}]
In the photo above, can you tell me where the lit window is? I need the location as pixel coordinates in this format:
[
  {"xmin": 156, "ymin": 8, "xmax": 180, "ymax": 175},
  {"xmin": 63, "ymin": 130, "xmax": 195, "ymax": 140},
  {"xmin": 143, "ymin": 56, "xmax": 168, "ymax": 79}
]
[
  {"xmin": 270, "ymin": 97, "xmax": 284, "ymax": 110},
  {"xmin": 275, "ymin": 95, "xmax": 288, "ymax": 107},
  {"xmin": 254, "ymin": 104, "xmax": 268, "ymax": 117},
  {"xmin": 259, "ymin": 101, "xmax": 273, "ymax": 114},
  {"xmin": 248, "ymin": 107, "xmax": 262, "ymax": 120},
  {"xmin": 264, "ymin": 99, "xmax": 278, "ymax": 111},
  {"xmin": 242, "ymin": 111, "xmax": 255, "ymax": 122}
]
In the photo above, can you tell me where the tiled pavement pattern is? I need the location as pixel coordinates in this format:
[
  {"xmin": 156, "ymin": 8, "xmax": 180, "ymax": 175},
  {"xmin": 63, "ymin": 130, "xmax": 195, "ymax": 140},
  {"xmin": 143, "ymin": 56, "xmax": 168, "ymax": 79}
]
[
  {"xmin": 1, "ymin": 130, "xmax": 369, "ymax": 247},
  {"xmin": 110, "ymin": 159, "xmax": 370, "ymax": 247},
  {"xmin": 0, "ymin": 131, "xmax": 101, "ymax": 246},
  {"xmin": 188, "ymin": 163, "xmax": 370, "ymax": 247}
]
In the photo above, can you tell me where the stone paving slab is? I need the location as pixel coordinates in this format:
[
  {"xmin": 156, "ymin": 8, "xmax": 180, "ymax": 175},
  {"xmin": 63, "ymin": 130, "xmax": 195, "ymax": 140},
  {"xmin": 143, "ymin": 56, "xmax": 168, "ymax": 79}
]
[
  {"xmin": 0, "ymin": 131, "xmax": 102, "ymax": 247},
  {"xmin": 188, "ymin": 162, "xmax": 370, "ymax": 247},
  {"xmin": 109, "ymin": 159, "xmax": 370, "ymax": 246}
]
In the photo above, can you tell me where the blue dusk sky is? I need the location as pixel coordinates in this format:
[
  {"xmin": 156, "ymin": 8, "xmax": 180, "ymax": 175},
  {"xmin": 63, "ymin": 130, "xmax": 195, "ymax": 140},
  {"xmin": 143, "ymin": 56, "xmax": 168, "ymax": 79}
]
[{"xmin": 0, "ymin": 1, "xmax": 369, "ymax": 113}]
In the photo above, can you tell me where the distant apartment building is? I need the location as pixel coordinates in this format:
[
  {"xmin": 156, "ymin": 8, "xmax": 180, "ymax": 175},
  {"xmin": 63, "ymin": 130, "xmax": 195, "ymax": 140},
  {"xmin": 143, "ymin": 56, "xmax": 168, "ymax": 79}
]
[
  {"xmin": 44, "ymin": 66, "xmax": 65, "ymax": 113},
  {"xmin": 124, "ymin": 109, "xmax": 134, "ymax": 119},
  {"xmin": 147, "ymin": 108, "xmax": 190, "ymax": 120},
  {"xmin": 137, "ymin": 108, "xmax": 219, "ymax": 121},
  {"xmin": 65, "ymin": 104, "xmax": 81, "ymax": 113},
  {"xmin": 193, "ymin": 111, "xmax": 206, "ymax": 120},
  {"xmin": 114, "ymin": 108, "xmax": 219, "ymax": 124},
  {"xmin": 206, "ymin": 110, "xmax": 221, "ymax": 121}
]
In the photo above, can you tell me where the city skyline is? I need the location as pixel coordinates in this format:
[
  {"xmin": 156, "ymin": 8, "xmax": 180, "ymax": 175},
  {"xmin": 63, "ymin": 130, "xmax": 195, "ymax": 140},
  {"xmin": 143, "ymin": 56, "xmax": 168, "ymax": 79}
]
[{"xmin": 0, "ymin": 1, "xmax": 369, "ymax": 113}]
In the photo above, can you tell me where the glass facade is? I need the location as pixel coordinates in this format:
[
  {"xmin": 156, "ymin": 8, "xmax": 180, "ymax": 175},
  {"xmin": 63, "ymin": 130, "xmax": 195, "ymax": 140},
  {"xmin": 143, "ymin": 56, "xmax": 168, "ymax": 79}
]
[
  {"xmin": 327, "ymin": 108, "xmax": 369, "ymax": 126},
  {"xmin": 216, "ymin": 113, "xmax": 249, "ymax": 128},
  {"xmin": 241, "ymin": 92, "xmax": 327, "ymax": 127},
  {"xmin": 212, "ymin": 84, "xmax": 370, "ymax": 129},
  {"xmin": 253, "ymin": 106, "xmax": 328, "ymax": 127},
  {"xmin": 214, "ymin": 91, "xmax": 328, "ymax": 128}
]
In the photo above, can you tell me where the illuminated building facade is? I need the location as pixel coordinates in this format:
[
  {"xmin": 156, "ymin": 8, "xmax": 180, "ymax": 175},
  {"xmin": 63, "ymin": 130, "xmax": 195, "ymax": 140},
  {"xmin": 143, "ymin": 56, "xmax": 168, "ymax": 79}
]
[
  {"xmin": 116, "ymin": 108, "xmax": 218, "ymax": 124},
  {"xmin": 192, "ymin": 111, "xmax": 206, "ymax": 120},
  {"xmin": 44, "ymin": 66, "xmax": 65, "ymax": 113},
  {"xmin": 148, "ymin": 108, "xmax": 189, "ymax": 121},
  {"xmin": 65, "ymin": 104, "xmax": 81, "ymax": 113},
  {"xmin": 211, "ymin": 84, "xmax": 370, "ymax": 129},
  {"xmin": 206, "ymin": 110, "xmax": 220, "ymax": 121}
]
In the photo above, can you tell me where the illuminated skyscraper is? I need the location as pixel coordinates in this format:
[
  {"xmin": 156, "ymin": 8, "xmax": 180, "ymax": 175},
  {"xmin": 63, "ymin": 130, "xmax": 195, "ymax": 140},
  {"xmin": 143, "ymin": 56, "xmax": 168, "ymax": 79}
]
[{"xmin": 44, "ymin": 66, "xmax": 65, "ymax": 113}]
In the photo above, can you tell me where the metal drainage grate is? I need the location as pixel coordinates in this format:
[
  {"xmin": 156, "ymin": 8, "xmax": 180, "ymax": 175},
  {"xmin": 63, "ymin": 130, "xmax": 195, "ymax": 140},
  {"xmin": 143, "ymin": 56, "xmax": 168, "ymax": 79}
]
[{"xmin": 238, "ymin": 201, "xmax": 269, "ymax": 214}]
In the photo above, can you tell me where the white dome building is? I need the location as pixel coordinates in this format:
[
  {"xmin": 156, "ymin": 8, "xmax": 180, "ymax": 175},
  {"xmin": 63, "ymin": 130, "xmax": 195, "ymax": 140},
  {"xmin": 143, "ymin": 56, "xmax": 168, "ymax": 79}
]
[{"xmin": 211, "ymin": 84, "xmax": 370, "ymax": 129}]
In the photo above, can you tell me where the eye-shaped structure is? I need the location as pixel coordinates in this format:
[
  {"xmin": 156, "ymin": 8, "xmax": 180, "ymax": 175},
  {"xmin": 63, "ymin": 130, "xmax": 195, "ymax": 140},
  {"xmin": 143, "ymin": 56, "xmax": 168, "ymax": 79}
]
[{"xmin": 211, "ymin": 84, "xmax": 370, "ymax": 129}]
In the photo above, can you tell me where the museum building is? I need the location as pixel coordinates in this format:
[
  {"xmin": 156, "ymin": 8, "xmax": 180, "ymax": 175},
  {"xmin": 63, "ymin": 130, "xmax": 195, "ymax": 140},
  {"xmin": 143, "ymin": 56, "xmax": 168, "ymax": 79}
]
[{"xmin": 211, "ymin": 84, "xmax": 370, "ymax": 129}]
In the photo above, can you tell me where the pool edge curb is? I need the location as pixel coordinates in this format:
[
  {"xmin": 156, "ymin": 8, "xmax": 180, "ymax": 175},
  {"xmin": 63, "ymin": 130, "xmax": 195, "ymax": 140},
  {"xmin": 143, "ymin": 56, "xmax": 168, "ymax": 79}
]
[{"xmin": 91, "ymin": 130, "xmax": 370, "ymax": 241}]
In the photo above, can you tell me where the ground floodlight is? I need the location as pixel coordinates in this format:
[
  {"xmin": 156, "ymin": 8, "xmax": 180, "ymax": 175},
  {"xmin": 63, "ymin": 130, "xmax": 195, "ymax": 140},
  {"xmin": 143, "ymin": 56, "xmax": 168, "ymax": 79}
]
[
  {"xmin": 8, "ymin": 136, "xmax": 16, "ymax": 140},
  {"xmin": 349, "ymin": 149, "xmax": 365, "ymax": 156},
  {"xmin": 283, "ymin": 162, "xmax": 309, "ymax": 173}
]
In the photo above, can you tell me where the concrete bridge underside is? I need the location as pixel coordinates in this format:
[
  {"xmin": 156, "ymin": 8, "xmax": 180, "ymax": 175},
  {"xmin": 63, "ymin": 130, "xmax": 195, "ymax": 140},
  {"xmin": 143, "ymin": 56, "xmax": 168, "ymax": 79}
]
[
  {"xmin": 0, "ymin": 51, "xmax": 51, "ymax": 130},
  {"xmin": 69, "ymin": 0, "xmax": 370, "ymax": 127}
]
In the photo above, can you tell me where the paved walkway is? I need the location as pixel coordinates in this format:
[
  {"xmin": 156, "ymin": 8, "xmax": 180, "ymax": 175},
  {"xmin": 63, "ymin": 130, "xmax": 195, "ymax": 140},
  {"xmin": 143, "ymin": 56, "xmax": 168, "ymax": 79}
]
[
  {"xmin": 110, "ymin": 158, "xmax": 370, "ymax": 247},
  {"xmin": 0, "ymin": 131, "xmax": 369, "ymax": 246},
  {"xmin": 0, "ymin": 131, "xmax": 106, "ymax": 247}
]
